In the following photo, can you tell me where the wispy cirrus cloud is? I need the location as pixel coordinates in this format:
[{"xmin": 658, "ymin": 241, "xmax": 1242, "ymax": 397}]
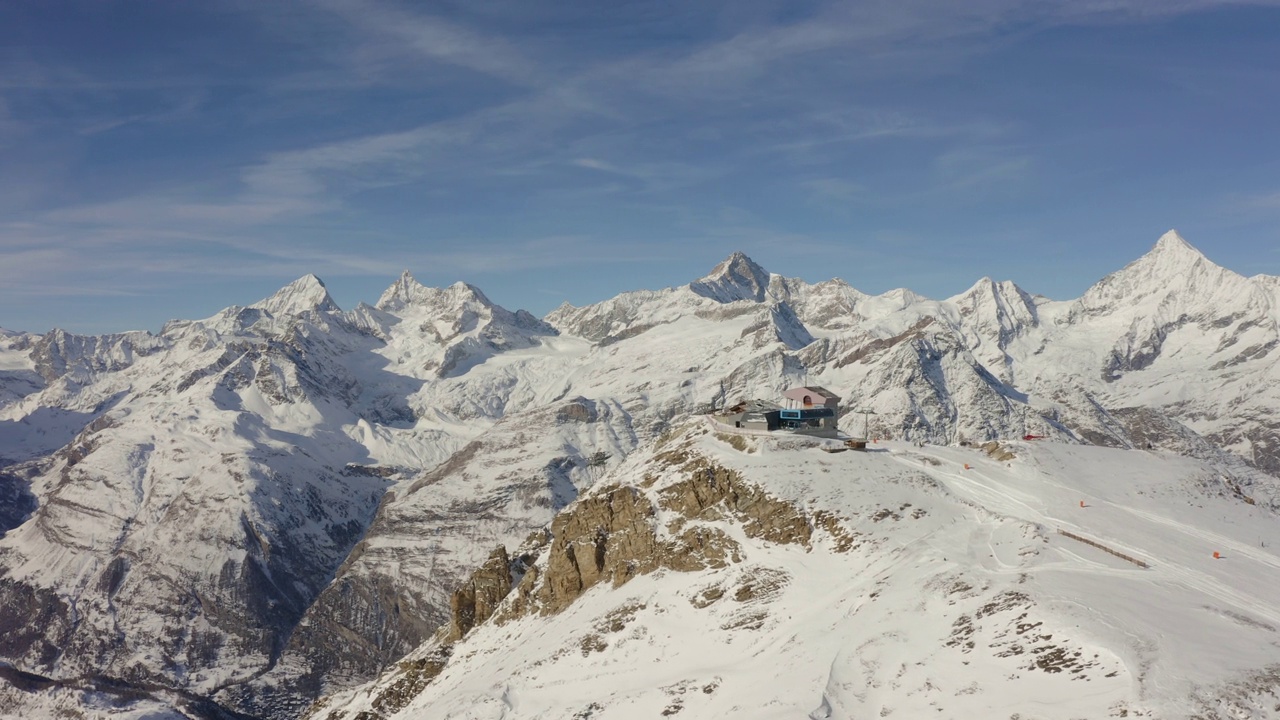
[
  {"xmin": 4, "ymin": 0, "xmax": 1280, "ymax": 332},
  {"xmin": 803, "ymin": 178, "xmax": 864, "ymax": 205},
  {"xmin": 309, "ymin": 0, "xmax": 547, "ymax": 87},
  {"xmin": 1235, "ymin": 190, "xmax": 1280, "ymax": 211},
  {"xmin": 24, "ymin": 0, "xmax": 1240, "ymax": 231},
  {"xmin": 933, "ymin": 145, "xmax": 1034, "ymax": 193}
]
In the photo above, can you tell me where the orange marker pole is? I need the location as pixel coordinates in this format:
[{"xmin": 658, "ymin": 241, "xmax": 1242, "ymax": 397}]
[
  {"xmin": 1079, "ymin": 500, "xmax": 1085, "ymax": 508},
  {"xmin": 1213, "ymin": 551, "xmax": 1221, "ymax": 559}
]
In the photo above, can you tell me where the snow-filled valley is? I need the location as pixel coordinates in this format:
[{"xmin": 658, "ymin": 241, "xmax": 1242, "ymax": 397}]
[{"xmin": 3, "ymin": 230, "xmax": 1280, "ymax": 718}]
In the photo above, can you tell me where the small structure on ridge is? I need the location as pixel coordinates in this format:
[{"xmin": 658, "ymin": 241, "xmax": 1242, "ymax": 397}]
[
  {"xmin": 719, "ymin": 386, "xmax": 842, "ymax": 438},
  {"xmin": 779, "ymin": 386, "xmax": 841, "ymax": 436},
  {"xmin": 722, "ymin": 399, "xmax": 782, "ymax": 432}
]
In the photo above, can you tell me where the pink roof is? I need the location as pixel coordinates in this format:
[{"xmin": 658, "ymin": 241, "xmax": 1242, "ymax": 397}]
[{"xmin": 782, "ymin": 386, "xmax": 841, "ymax": 405}]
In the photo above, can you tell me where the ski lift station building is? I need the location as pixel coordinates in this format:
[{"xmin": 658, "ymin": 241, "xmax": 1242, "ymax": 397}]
[
  {"xmin": 722, "ymin": 386, "xmax": 842, "ymax": 438},
  {"xmin": 779, "ymin": 386, "xmax": 841, "ymax": 435}
]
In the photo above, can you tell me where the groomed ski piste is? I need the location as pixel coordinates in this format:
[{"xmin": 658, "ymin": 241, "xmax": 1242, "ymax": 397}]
[{"xmin": 320, "ymin": 425, "xmax": 1280, "ymax": 720}]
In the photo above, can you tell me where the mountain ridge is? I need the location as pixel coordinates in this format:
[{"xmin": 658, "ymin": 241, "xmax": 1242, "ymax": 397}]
[{"xmin": 3, "ymin": 230, "xmax": 1280, "ymax": 718}]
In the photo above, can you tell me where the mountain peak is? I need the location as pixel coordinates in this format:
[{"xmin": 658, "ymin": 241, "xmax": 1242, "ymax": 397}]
[
  {"xmin": 1078, "ymin": 230, "xmax": 1241, "ymax": 312},
  {"xmin": 252, "ymin": 274, "xmax": 340, "ymax": 316},
  {"xmin": 376, "ymin": 275, "xmax": 496, "ymax": 314},
  {"xmin": 1151, "ymin": 229, "xmax": 1202, "ymax": 258},
  {"xmin": 376, "ymin": 270, "xmax": 430, "ymax": 312},
  {"xmin": 1132, "ymin": 229, "xmax": 1209, "ymax": 274},
  {"xmin": 690, "ymin": 251, "xmax": 772, "ymax": 303}
]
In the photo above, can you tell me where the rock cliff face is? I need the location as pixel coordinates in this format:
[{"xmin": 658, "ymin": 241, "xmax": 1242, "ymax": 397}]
[
  {"xmin": 445, "ymin": 546, "xmax": 512, "ymax": 642},
  {"xmin": 322, "ymin": 430, "xmax": 856, "ymax": 718}
]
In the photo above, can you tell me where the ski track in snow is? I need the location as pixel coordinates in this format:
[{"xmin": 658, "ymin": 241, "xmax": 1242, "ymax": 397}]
[{"xmin": 905, "ymin": 445, "xmax": 1280, "ymax": 630}]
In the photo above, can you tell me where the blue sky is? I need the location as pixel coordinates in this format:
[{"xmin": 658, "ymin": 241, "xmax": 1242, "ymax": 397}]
[{"xmin": 2, "ymin": 0, "xmax": 1279, "ymax": 334}]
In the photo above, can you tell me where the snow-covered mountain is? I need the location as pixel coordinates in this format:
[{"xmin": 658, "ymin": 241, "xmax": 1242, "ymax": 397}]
[
  {"xmin": 315, "ymin": 425, "xmax": 1280, "ymax": 719},
  {"xmin": 2, "ymin": 231, "xmax": 1280, "ymax": 719}
]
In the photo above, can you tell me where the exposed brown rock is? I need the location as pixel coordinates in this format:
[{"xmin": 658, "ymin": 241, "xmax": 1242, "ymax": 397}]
[
  {"xmin": 534, "ymin": 485, "xmax": 662, "ymax": 614},
  {"xmin": 665, "ymin": 526, "xmax": 740, "ymax": 571},
  {"xmin": 690, "ymin": 583, "xmax": 726, "ymax": 609},
  {"xmin": 499, "ymin": 459, "xmax": 829, "ymax": 621},
  {"xmin": 445, "ymin": 546, "xmax": 512, "ymax": 642},
  {"xmin": 556, "ymin": 399, "xmax": 599, "ymax": 424},
  {"xmin": 368, "ymin": 645, "xmax": 452, "ymax": 717},
  {"xmin": 578, "ymin": 634, "xmax": 607, "ymax": 656},
  {"xmin": 813, "ymin": 510, "xmax": 858, "ymax": 552},
  {"xmin": 981, "ymin": 441, "xmax": 1016, "ymax": 462},
  {"xmin": 731, "ymin": 567, "xmax": 789, "ymax": 603},
  {"xmin": 659, "ymin": 465, "xmax": 812, "ymax": 547},
  {"xmin": 595, "ymin": 602, "xmax": 647, "ymax": 634},
  {"xmin": 349, "ymin": 452, "xmax": 844, "ymax": 714},
  {"xmin": 714, "ymin": 433, "xmax": 753, "ymax": 453}
]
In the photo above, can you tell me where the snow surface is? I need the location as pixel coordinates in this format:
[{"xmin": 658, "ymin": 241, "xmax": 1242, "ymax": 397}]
[
  {"xmin": 4, "ymin": 230, "xmax": 1280, "ymax": 718},
  {"xmin": 323, "ymin": 427, "xmax": 1280, "ymax": 719}
]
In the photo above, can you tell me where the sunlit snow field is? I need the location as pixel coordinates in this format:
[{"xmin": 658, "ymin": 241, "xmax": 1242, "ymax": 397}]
[{"xmin": 326, "ymin": 429, "xmax": 1280, "ymax": 719}]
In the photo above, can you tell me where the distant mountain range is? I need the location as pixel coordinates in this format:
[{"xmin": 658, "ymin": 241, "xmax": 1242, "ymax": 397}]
[{"xmin": 2, "ymin": 230, "xmax": 1279, "ymax": 719}]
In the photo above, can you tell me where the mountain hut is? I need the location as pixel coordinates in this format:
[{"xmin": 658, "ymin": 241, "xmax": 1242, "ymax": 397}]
[{"xmin": 779, "ymin": 386, "xmax": 841, "ymax": 436}]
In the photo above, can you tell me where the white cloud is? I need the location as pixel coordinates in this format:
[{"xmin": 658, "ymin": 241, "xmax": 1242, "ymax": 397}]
[
  {"xmin": 804, "ymin": 178, "xmax": 864, "ymax": 203},
  {"xmin": 571, "ymin": 158, "xmax": 620, "ymax": 173},
  {"xmin": 6, "ymin": 0, "xmax": 1275, "ymax": 311},
  {"xmin": 933, "ymin": 145, "xmax": 1033, "ymax": 191},
  {"xmin": 1238, "ymin": 190, "xmax": 1280, "ymax": 210},
  {"xmin": 311, "ymin": 0, "xmax": 546, "ymax": 87}
]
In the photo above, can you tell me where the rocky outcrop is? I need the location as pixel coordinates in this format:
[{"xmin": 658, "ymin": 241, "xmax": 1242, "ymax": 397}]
[
  {"xmin": 329, "ymin": 450, "xmax": 856, "ymax": 718},
  {"xmin": 490, "ymin": 448, "xmax": 855, "ymax": 622},
  {"xmin": 535, "ymin": 485, "xmax": 659, "ymax": 613},
  {"xmin": 690, "ymin": 252, "xmax": 772, "ymax": 303},
  {"xmin": 658, "ymin": 464, "xmax": 813, "ymax": 547},
  {"xmin": 484, "ymin": 484, "xmax": 711, "ymax": 619},
  {"xmin": 980, "ymin": 441, "xmax": 1016, "ymax": 462},
  {"xmin": 498, "ymin": 435, "xmax": 866, "ymax": 623},
  {"xmin": 445, "ymin": 547, "xmax": 512, "ymax": 642}
]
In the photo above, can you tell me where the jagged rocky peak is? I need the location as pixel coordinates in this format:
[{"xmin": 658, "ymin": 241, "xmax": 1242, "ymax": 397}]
[
  {"xmin": 690, "ymin": 251, "xmax": 772, "ymax": 303},
  {"xmin": 951, "ymin": 277, "xmax": 1036, "ymax": 312},
  {"xmin": 252, "ymin": 274, "xmax": 340, "ymax": 317},
  {"xmin": 376, "ymin": 272, "xmax": 495, "ymax": 314},
  {"xmin": 376, "ymin": 270, "xmax": 431, "ymax": 312},
  {"xmin": 27, "ymin": 326, "xmax": 165, "ymax": 383},
  {"xmin": 970, "ymin": 276, "xmax": 997, "ymax": 291},
  {"xmin": 950, "ymin": 276, "xmax": 993, "ymax": 307},
  {"xmin": 951, "ymin": 276, "xmax": 998, "ymax": 302}
]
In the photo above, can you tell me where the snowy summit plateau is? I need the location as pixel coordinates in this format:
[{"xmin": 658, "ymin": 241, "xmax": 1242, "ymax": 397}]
[{"xmin": 4, "ymin": 231, "xmax": 1280, "ymax": 719}]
